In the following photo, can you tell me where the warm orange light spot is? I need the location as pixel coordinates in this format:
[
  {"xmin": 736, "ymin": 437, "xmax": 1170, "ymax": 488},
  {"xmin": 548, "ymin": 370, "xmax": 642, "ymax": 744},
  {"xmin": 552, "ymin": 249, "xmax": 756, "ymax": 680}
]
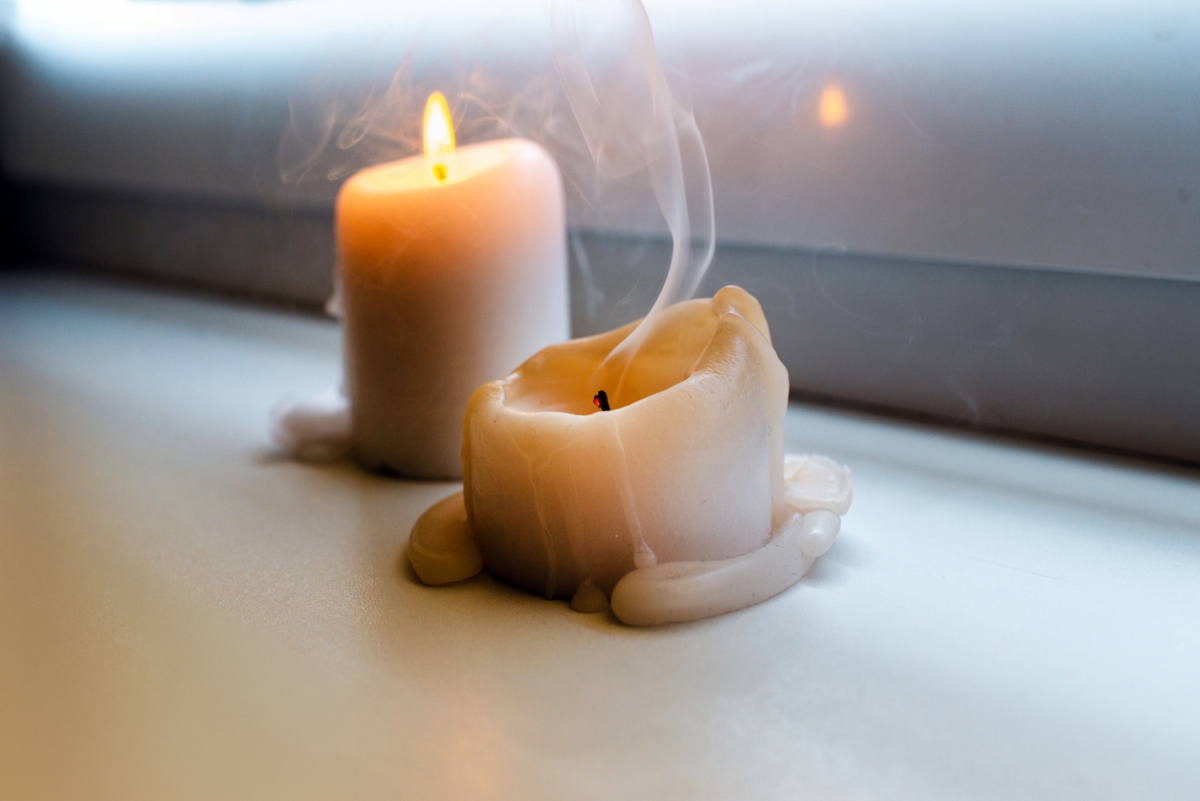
[
  {"xmin": 423, "ymin": 91, "xmax": 456, "ymax": 183},
  {"xmin": 818, "ymin": 85, "xmax": 848, "ymax": 127}
]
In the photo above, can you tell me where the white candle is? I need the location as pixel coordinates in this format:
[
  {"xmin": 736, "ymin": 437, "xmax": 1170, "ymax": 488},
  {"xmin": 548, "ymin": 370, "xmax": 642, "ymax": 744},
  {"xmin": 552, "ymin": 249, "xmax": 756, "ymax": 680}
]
[
  {"xmin": 408, "ymin": 286, "xmax": 853, "ymax": 624},
  {"xmin": 336, "ymin": 93, "xmax": 569, "ymax": 478}
]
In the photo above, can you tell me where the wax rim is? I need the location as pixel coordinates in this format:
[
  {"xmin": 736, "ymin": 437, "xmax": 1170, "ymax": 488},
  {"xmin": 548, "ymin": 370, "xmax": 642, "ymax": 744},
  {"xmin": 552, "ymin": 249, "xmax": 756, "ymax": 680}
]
[
  {"xmin": 349, "ymin": 138, "xmax": 535, "ymax": 192},
  {"xmin": 487, "ymin": 293, "xmax": 767, "ymax": 420}
]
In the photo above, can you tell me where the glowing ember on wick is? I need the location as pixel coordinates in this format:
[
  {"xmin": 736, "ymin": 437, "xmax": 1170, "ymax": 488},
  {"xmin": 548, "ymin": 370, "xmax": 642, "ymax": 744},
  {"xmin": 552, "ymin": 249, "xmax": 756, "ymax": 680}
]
[{"xmin": 593, "ymin": 390, "xmax": 611, "ymax": 411}]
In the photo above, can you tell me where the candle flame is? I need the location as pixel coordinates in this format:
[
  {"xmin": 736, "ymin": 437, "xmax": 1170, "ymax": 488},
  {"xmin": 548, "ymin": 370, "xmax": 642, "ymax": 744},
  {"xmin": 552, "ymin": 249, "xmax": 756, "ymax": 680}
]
[
  {"xmin": 423, "ymin": 91, "xmax": 456, "ymax": 183},
  {"xmin": 818, "ymin": 85, "xmax": 848, "ymax": 128}
]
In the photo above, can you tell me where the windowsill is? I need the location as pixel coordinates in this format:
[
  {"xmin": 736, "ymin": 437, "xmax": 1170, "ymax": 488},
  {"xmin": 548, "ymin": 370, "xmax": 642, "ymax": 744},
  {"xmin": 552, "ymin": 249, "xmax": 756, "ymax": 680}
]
[{"xmin": 2, "ymin": 271, "xmax": 1198, "ymax": 799}]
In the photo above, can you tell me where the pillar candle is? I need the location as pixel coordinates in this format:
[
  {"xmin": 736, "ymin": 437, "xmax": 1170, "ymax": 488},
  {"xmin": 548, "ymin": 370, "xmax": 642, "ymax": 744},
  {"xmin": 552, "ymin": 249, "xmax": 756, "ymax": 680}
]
[{"xmin": 336, "ymin": 93, "xmax": 569, "ymax": 478}]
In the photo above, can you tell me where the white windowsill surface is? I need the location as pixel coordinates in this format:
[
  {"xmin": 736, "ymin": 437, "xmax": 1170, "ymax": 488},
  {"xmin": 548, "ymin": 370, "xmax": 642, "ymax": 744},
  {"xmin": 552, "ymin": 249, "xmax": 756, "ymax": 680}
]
[{"xmin": 2, "ymin": 273, "xmax": 1198, "ymax": 800}]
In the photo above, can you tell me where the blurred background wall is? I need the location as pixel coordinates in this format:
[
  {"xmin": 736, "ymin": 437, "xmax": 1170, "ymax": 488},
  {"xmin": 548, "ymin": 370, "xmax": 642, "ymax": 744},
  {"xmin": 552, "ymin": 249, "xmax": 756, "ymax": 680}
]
[{"xmin": 2, "ymin": 0, "xmax": 1197, "ymax": 460}]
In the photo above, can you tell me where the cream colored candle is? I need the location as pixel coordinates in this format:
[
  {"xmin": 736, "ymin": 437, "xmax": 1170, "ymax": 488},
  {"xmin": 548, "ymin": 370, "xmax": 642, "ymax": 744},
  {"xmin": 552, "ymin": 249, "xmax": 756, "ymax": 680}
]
[
  {"xmin": 408, "ymin": 286, "xmax": 853, "ymax": 625},
  {"xmin": 336, "ymin": 93, "xmax": 569, "ymax": 478}
]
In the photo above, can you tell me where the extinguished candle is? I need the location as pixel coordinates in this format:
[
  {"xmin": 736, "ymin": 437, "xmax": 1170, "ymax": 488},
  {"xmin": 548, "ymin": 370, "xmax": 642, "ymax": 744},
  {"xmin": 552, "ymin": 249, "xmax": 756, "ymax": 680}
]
[
  {"xmin": 336, "ymin": 93, "xmax": 569, "ymax": 478},
  {"xmin": 408, "ymin": 286, "xmax": 853, "ymax": 625}
]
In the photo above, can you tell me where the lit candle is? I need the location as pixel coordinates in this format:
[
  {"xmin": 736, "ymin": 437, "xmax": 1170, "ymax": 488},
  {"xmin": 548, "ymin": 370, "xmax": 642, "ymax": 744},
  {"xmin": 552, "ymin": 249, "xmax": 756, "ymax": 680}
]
[
  {"xmin": 336, "ymin": 93, "xmax": 569, "ymax": 478},
  {"xmin": 408, "ymin": 286, "xmax": 853, "ymax": 625}
]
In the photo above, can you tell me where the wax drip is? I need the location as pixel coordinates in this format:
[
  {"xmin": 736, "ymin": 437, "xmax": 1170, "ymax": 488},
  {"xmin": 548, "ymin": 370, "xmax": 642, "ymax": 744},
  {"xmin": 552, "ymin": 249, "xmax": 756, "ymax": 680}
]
[
  {"xmin": 593, "ymin": 390, "xmax": 611, "ymax": 411},
  {"xmin": 570, "ymin": 579, "xmax": 610, "ymax": 613},
  {"xmin": 553, "ymin": 459, "xmax": 593, "ymax": 603},
  {"xmin": 609, "ymin": 418, "xmax": 654, "ymax": 570},
  {"xmin": 633, "ymin": 542, "xmax": 658, "ymax": 569},
  {"xmin": 269, "ymin": 387, "xmax": 352, "ymax": 462},
  {"xmin": 501, "ymin": 419, "xmax": 559, "ymax": 599}
]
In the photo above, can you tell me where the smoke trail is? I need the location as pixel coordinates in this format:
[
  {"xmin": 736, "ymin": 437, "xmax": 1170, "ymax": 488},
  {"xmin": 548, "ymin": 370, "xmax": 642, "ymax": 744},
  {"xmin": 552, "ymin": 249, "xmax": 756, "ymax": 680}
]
[{"xmin": 552, "ymin": 0, "xmax": 715, "ymax": 402}]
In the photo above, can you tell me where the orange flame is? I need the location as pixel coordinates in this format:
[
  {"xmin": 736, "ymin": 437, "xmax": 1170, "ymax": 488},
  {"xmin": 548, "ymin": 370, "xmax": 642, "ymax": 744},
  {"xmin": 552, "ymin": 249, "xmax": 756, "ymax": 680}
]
[{"xmin": 423, "ymin": 92, "xmax": 456, "ymax": 183}]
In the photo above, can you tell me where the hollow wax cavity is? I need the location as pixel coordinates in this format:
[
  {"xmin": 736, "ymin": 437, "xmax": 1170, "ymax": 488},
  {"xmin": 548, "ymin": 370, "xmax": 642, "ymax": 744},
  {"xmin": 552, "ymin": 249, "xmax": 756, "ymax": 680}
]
[{"xmin": 269, "ymin": 387, "xmax": 353, "ymax": 463}]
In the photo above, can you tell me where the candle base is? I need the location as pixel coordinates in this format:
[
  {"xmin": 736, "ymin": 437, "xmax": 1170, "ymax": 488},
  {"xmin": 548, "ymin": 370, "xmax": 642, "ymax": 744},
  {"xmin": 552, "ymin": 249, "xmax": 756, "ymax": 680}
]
[{"xmin": 407, "ymin": 454, "xmax": 852, "ymax": 625}]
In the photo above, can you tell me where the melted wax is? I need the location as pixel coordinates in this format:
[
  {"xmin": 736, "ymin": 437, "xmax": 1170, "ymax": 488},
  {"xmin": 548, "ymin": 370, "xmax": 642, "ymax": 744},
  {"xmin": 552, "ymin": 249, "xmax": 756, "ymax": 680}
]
[{"xmin": 408, "ymin": 287, "xmax": 853, "ymax": 625}]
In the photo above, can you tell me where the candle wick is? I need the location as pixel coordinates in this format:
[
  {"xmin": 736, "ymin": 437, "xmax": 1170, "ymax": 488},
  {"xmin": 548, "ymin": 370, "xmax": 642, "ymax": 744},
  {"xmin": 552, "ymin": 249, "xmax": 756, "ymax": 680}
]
[{"xmin": 593, "ymin": 390, "xmax": 611, "ymax": 412}]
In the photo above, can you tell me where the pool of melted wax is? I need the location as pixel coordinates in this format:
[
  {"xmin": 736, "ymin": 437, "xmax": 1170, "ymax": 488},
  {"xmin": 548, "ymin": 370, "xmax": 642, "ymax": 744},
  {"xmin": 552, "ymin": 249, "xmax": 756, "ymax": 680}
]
[{"xmin": 408, "ymin": 453, "xmax": 852, "ymax": 625}]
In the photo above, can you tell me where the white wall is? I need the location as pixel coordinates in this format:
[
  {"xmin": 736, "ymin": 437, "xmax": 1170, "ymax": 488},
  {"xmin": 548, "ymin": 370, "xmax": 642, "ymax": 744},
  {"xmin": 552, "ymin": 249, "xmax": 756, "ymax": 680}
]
[{"xmin": 5, "ymin": 0, "xmax": 1199, "ymax": 278}]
